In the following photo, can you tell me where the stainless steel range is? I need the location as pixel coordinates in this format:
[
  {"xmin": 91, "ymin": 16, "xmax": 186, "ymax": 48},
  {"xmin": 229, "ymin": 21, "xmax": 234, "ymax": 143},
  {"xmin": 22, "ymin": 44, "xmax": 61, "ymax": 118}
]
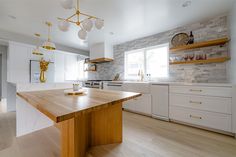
[{"xmin": 83, "ymin": 80, "xmax": 112, "ymax": 89}]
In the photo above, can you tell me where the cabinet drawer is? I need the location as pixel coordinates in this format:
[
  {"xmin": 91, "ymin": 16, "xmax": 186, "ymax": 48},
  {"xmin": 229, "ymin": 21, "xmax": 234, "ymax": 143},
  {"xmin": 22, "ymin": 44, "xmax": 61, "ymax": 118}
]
[
  {"xmin": 122, "ymin": 83, "xmax": 150, "ymax": 94},
  {"xmin": 170, "ymin": 106, "xmax": 232, "ymax": 132},
  {"xmin": 170, "ymin": 85, "xmax": 232, "ymax": 97},
  {"xmin": 170, "ymin": 93, "xmax": 232, "ymax": 114}
]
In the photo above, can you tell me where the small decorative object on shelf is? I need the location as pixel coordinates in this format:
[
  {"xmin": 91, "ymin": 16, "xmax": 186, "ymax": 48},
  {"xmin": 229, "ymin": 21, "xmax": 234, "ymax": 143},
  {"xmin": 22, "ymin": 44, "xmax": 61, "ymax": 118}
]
[
  {"xmin": 171, "ymin": 33, "xmax": 189, "ymax": 47},
  {"xmin": 84, "ymin": 58, "xmax": 90, "ymax": 63},
  {"xmin": 84, "ymin": 58, "xmax": 97, "ymax": 71},
  {"xmin": 170, "ymin": 38, "xmax": 229, "ymax": 52},
  {"xmin": 187, "ymin": 31, "xmax": 194, "ymax": 44},
  {"xmin": 170, "ymin": 57, "xmax": 230, "ymax": 65}
]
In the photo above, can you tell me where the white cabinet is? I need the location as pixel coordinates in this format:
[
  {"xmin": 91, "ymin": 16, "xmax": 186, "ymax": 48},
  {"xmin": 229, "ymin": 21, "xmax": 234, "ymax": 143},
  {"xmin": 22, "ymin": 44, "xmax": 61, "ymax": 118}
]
[
  {"xmin": 54, "ymin": 52, "xmax": 65, "ymax": 82},
  {"xmin": 169, "ymin": 85, "xmax": 233, "ymax": 133},
  {"xmin": 123, "ymin": 83, "xmax": 152, "ymax": 115},
  {"xmin": 124, "ymin": 94, "xmax": 152, "ymax": 115},
  {"xmin": 170, "ymin": 106, "xmax": 232, "ymax": 132},
  {"xmin": 151, "ymin": 84, "xmax": 169, "ymax": 120},
  {"xmin": 103, "ymin": 82, "xmax": 123, "ymax": 91},
  {"xmin": 64, "ymin": 54, "xmax": 78, "ymax": 81},
  {"xmin": 7, "ymin": 42, "xmax": 32, "ymax": 83},
  {"xmin": 7, "ymin": 42, "xmax": 56, "ymax": 83},
  {"xmin": 54, "ymin": 52, "xmax": 79, "ymax": 82}
]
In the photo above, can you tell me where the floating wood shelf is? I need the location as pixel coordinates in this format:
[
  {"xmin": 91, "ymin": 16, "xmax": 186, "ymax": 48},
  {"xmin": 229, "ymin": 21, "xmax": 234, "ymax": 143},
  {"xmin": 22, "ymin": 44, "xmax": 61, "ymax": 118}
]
[
  {"xmin": 170, "ymin": 38, "xmax": 229, "ymax": 52},
  {"xmin": 170, "ymin": 57, "xmax": 230, "ymax": 65}
]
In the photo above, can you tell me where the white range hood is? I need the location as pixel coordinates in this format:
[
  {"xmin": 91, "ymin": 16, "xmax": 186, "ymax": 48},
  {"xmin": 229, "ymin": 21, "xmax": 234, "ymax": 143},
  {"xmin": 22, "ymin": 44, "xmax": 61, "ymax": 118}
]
[{"xmin": 89, "ymin": 42, "xmax": 113, "ymax": 63}]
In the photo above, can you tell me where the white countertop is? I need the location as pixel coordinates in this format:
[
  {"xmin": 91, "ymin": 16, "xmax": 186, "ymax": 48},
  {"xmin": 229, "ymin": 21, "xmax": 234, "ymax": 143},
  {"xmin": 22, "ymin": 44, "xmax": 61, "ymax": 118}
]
[{"xmin": 106, "ymin": 81, "xmax": 233, "ymax": 87}]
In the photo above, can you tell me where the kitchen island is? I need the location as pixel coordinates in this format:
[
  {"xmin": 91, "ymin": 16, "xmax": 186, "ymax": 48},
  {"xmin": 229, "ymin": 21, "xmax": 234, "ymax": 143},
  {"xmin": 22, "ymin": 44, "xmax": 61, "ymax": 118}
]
[{"xmin": 17, "ymin": 88, "xmax": 141, "ymax": 157}]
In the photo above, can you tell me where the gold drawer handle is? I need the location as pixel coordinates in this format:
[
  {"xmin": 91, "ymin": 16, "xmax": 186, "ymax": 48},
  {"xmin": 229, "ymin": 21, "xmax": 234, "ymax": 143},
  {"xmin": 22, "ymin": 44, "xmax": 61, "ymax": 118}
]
[
  {"xmin": 190, "ymin": 115, "xmax": 202, "ymax": 119},
  {"xmin": 190, "ymin": 89, "xmax": 202, "ymax": 92},
  {"xmin": 189, "ymin": 101, "xmax": 202, "ymax": 104}
]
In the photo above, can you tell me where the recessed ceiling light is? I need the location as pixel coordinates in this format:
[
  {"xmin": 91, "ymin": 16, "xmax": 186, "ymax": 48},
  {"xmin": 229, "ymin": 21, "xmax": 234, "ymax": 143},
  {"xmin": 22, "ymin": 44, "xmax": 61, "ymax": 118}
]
[
  {"xmin": 182, "ymin": 1, "xmax": 192, "ymax": 8},
  {"xmin": 7, "ymin": 14, "xmax": 17, "ymax": 20}
]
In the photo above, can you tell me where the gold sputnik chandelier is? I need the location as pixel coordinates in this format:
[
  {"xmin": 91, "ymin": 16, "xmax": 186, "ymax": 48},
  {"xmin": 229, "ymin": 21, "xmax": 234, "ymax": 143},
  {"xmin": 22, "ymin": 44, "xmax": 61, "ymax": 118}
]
[{"xmin": 58, "ymin": 0, "xmax": 104, "ymax": 40}]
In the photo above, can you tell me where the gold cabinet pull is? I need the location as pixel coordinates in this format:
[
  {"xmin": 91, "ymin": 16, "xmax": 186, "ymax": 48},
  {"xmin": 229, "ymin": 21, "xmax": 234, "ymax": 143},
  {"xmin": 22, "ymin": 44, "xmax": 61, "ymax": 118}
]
[
  {"xmin": 189, "ymin": 101, "xmax": 202, "ymax": 104},
  {"xmin": 190, "ymin": 115, "xmax": 202, "ymax": 119},
  {"xmin": 190, "ymin": 89, "xmax": 202, "ymax": 92}
]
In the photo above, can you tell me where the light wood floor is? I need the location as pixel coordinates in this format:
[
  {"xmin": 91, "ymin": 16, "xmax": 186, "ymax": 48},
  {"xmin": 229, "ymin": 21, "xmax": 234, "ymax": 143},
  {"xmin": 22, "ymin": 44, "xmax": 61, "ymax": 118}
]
[{"xmin": 0, "ymin": 104, "xmax": 236, "ymax": 157}]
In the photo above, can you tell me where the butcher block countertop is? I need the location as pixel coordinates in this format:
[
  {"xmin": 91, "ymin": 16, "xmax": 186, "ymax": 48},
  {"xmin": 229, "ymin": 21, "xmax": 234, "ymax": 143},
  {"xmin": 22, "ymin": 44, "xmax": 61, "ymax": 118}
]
[{"xmin": 17, "ymin": 88, "xmax": 141, "ymax": 123}]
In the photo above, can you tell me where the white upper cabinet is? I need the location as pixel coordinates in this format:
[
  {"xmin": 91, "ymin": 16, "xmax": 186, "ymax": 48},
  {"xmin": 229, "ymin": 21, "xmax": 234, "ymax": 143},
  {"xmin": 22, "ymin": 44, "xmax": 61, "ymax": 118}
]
[
  {"xmin": 7, "ymin": 42, "xmax": 32, "ymax": 83},
  {"xmin": 89, "ymin": 42, "xmax": 113, "ymax": 63},
  {"xmin": 54, "ymin": 51, "xmax": 65, "ymax": 82},
  {"xmin": 7, "ymin": 41, "xmax": 59, "ymax": 83}
]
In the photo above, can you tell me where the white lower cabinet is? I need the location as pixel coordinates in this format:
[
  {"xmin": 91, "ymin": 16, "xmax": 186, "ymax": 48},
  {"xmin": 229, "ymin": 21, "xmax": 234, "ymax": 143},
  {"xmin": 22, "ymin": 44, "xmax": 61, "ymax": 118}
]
[
  {"xmin": 122, "ymin": 83, "xmax": 152, "ymax": 115},
  {"xmin": 170, "ymin": 85, "xmax": 233, "ymax": 133},
  {"xmin": 170, "ymin": 106, "xmax": 232, "ymax": 132},
  {"xmin": 151, "ymin": 84, "xmax": 169, "ymax": 120},
  {"xmin": 124, "ymin": 94, "xmax": 152, "ymax": 115},
  {"xmin": 103, "ymin": 82, "xmax": 123, "ymax": 91}
]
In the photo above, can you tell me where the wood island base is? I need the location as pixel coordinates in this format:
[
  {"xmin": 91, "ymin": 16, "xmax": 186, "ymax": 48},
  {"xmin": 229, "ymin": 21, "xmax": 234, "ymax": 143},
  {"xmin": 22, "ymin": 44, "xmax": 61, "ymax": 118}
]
[{"xmin": 60, "ymin": 102, "xmax": 122, "ymax": 157}]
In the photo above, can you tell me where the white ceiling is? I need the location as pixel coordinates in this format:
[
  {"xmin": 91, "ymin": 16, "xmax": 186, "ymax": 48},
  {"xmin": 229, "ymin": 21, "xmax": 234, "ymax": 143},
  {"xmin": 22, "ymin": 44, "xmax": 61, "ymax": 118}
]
[{"xmin": 0, "ymin": 0, "xmax": 235, "ymax": 51}]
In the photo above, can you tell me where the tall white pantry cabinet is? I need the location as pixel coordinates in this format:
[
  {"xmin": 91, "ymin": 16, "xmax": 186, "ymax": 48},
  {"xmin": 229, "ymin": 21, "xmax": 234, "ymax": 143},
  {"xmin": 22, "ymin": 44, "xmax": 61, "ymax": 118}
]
[{"xmin": 7, "ymin": 41, "xmax": 79, "ymax": 84}]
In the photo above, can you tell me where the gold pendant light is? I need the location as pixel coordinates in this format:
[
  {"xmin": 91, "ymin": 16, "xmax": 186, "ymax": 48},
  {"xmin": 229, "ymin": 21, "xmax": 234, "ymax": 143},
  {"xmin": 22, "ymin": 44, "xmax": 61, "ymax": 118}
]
[
  {"xmin": 42, "ymin": 22, "xmax": 56, "ymax": 50},
  {"xmin": 32, "ymin": 33, "xmax": 43, "ymax": 56}
]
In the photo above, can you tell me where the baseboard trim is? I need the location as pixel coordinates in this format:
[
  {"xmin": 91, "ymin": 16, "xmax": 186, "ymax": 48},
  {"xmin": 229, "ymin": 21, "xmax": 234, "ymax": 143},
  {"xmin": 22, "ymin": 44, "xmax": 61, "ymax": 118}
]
[{"xmin": 170, "ymin": 119, "xmax": 235, "ymax": 137}]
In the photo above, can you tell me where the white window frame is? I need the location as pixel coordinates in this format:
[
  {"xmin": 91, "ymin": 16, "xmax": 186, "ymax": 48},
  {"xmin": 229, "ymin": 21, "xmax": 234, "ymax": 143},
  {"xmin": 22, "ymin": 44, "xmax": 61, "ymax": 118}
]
[{"xmin": 124, "ymin": 43, "xmax": 169, "ymax": 80}]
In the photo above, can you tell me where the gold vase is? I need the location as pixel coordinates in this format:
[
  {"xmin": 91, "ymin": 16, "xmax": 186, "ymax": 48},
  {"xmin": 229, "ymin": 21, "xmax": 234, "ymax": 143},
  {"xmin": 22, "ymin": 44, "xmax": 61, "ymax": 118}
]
[{"xmin": 40, "ymin": 70, "xmax": 46, "ymax": 83}]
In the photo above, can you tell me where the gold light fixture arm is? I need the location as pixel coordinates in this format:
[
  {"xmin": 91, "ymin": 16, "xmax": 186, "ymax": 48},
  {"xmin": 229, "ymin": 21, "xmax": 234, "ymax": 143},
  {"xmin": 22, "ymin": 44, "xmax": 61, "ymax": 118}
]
[
  {"xmin": 80, "ymin": 12, "xmax": 99, "ymax": 19},
  {"xmin": 66, "ymin": 13, "xmax": 77, "ymax": 20},
  {"xmin": 57, "ymin": 17, "xmax": 77, "ymax": 24}
]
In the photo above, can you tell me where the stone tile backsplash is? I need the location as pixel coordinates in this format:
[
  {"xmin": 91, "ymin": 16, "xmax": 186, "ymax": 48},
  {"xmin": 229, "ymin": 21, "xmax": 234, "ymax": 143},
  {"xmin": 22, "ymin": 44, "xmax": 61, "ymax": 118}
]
[{"xmin": 88, "ymin": 15, "xmax": 230, "ymax": 83}]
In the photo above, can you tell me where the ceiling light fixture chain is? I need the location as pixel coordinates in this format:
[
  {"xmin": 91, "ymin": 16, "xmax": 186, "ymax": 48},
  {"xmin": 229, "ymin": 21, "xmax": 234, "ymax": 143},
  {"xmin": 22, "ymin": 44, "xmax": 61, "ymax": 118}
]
[{"xmin": 58, "ymin": 0, "xmax": 104, "ymax": 40}]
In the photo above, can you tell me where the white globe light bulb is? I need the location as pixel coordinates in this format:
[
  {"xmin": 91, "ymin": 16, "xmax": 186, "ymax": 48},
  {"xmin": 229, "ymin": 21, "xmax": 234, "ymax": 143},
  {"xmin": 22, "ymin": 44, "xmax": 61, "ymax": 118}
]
[
  {"xmin": 60, "ymin": 0, "xmax": 74, "ymax": 9},
  {"xmin": 58, "ymin": 20, "xmax": 70, "ymax": 32},
  {"xmin": 95, "ymin": 19, "xmax": 104, "ymax": 30},
  {"xmin": 78, "ymin": 29, "xmax": 87, "ymax": 40},
  {"xmin": 82, "ymin": 19, "xmax": 93, "ymax": 32}
]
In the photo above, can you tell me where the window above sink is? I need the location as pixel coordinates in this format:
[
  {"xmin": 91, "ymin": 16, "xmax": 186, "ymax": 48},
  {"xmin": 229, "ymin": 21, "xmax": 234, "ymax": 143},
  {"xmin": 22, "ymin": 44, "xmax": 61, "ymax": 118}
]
[{"xmin": 124, "ymin": 44, "xmax": 169, "ymax": 80}]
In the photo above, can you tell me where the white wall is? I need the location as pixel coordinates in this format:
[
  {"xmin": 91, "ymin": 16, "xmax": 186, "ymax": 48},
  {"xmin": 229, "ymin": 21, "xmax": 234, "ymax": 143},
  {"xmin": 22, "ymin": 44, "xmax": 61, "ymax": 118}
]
[
  {"xmin": 230, "ymin": 2, "xmax": 236, "ymax": 83},
  {"xmin": 0, "ymin": 54, "xmax": 2, "ymax": 98},
  {"xmin": 229, "ymin": 1, "xmax": 236, "ymax": 135},
  {"xmin": 0, "ymin": 45, "xmax": 7, "ymax": 98}
]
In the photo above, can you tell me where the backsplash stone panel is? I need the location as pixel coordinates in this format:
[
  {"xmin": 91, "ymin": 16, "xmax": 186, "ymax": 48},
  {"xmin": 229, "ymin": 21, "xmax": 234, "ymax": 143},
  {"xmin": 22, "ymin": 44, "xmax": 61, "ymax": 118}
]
[{"xmin": 88, "ymin": 15, "xmax": 230, "ymax": 83}]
